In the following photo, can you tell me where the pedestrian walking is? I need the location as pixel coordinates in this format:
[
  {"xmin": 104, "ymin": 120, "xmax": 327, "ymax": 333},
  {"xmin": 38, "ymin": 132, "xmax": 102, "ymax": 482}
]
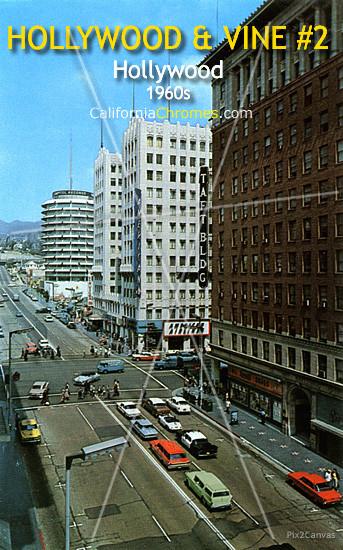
[
  {"xmin": 60, "ymin": 390, "xmax": 66, "ymax": 403},
  {"xmin": 78, "ymin": 388, "xmax": 84, "ymax": 400},
  {"xmin": 50, "ymin": 349, "xmax": 55, "ymax": 360},
  {"xmin": 84, "ymin": 380, "xmax": 90, "ymax": 395},
  {"xmin": 259, "ymin": 408, "xmax": 266, "ymax": 424},
  {"xmin": 21, "ymin": 348, "xmax": 25, "ymax": 359},
  {"xmin": 106, "ymin": 385, "xmax": 111, "ymax": 400},
  {"xmin": 90, "ymin": 384, "xmax": 96, "ymax": 398},
  {"xmin": 331, "ymin": 468, "xmax": 340, "ymax": 489},
  {"xmin": 90, "ymin": 345, "xmax": 95, "ymax": 355},
  {"xmin": 24, "ymin": 350, "xmax": 28, "ymax": 361},
  {"xmin": 101, "ymin": 385, "xmax": 107, "ymax": 398},
  {"xmin": 225, "ymin": 398, "xmax": 231, "ymax": 413},
  {"xmin": 56, "ymin": 346, "xmax": 61, "ymax": 358},
  {"xmin": 324, "ymin": 468, "xmax": 332, "ymax": 484}
]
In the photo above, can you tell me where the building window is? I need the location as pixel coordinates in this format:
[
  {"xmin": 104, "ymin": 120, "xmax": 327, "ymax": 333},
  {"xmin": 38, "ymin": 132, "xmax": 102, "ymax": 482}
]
[
  {"xmin": 253, "ymin": 141, "xmax": 259, "ymax": 160},
  {"xmin": 336, "ymin": 359, "xmax": 343, "ymax": 382},
  {"xmin": 275, "ymin": 222, "xmax": 282, "ymax": 242},
  {"xmin": 275, "ymin": 161, "xmax": 283, "ymax": 182},
  {"xmin": 147, "ymin": 170, "xmax": 153, "ymax": 180},
  {"xmin": 338, "ymin": 66, "xmax": 343, "ymax": 90},
  {"xmin": 319, "ymin": 215, "xmax": 328, "ymax": 238},
  {"xmin": 302, "ymin": 350, "xmax": 311, "ymax": 373},
  {"xmin": 288, "ymin": 252, "xmax": 296, "ymax": 273},
  {"xmin": 288, "ymin": 220, "xmax": 297, "ymax": 241},
  {"xmin": 318, "ymin": 355, "xmax": 327, "ymax": 378},
  {"xmin": 263, "ymin": 341, "xmax": 270, "ymax": 361},
  {"xmin": 288, "ymin": 347, "xmax": 296, "ymax": 369},
  {"xmin": 320, "ymin": 75, "xmax": 329, "ymax": 98},
  {"xmin": 319, "ymin": 180, "xmax": 330, "ymax": 203},
  {"xmin": 276, "ymin": 130, "xmax": 284, "ymax": 150},
  {"xmin": 242, "ymin": 146, "xmax": 248, "ymax": 164},
  {"xmin": 156, "ymin": 137, "xmax": 163, "ymax": 148},
  {"xmin": 264, "ymin": 107, "xmax": 271, "ymax": 127},
  {"xmin": 263, "ymin": 312, "xmax": 270, "ymax": 331},
  {"xmin": 275, "ymin": 192, "xmax": 283, "ymax": 212},
  {"xmin": 303, "ymin": 318, "xmax": 311, "ymax": 339},
  {"xmin": 288, "ymin": 284, "xmax": 296, "ymax": 305},
  {"xmin": 319, "ymin": 250, "xmax": 328, "ymax": 273},
  {"xmin": 252, "ymin": 254, "xmax": 259, "ymax": 273},
  {"xmin": 303, "ymin": 218, "xmax": 311, "ymax": 240},
  {"xmin": 232, "ymin": 177, "xmax": 238, "ymax": 195},
  {"xmin": 252, "ymin": 170, "xmax": 259, "ymax": 189},
  {"xmin": 337, "ymin": 140, "xmax": 343, "ymax": 163},
  {"xmin": 241, "ymin": 335, "xmax": 247, "ymax": 354},
  {"xmin": 303, "ymin": 184, "xmax": 312, "ymax": 207},
  {"xmin": 289, "ymin": 124, "xmax": 297, "ymax": 146},
  {"xmin": 263, "ymin": 254, "xmax": 270, "ymax": 273},
  {"xmin": 289, "ymin": 92, "xmax": 297, "ymax": 113},
  {"xmin": 275, "ymin": 253, "xmax": 282, "ymax": 273},
  {"xmin": 303, "ymin": 151, "xmax": 312, "ymax": 173},
  {"xmin": 252, "ymin": 199, "xmax": 258, "ymax": 217},
  {"xmin": 338, "ymin": 103, "xmax": 343, "ymax": 128},
  {"xmin": 337, "ymin": 323, "xmax": 343, "ymax": 345},
  {"xmin": 276, "ymin": 100, "xmax": 284, "ymax": 117},
  {"xmin": 251, "ymin": 338, "xmax": 258, "ymax": 357},
  {"xmin": 254, "ymin": 113, "xmax": 259, "ymax": 131},
  {"xmin": 319, "ymin": 145, "xmax": 329, "ymax": 168},
  {"xmin": 289, "ymin": 157, "xmax": 297, "ymax": 178},
  {"xmin": 232, "ymin": 333, "xmax": 237, "ymax": 351},
  {"xmin": 263, "ymin": 166, "xmax": 270, "ymax": 186},
  {"xmin": 147, "ymin": 135, "xmax": 153, "ymax": 147},
  {"xmin": 319, "ymin": 320, "xmax": 328, "ymax": 343},
  {"xmin": 336, "ymin": 176, "xmax": 343, "ymax": 200},
  {"xmin": 264, "ymin": 136, "xmax": 271, "ymax": 156},
  {"xmin": 241, "ymin": 173, "xmax": 249, "ymax": 192},
  {"xmin": 304, "ymin": 83, "xmax": 312, "ymax": 106},
  {"xmin": 304, "ymin": 116, "xmax": 312, "ymax": 139},
  {"xmin": 320, "ymin": 110, "xmax": 329, "ymax": 133},
  {"xmin": 303, "ymin": 251, "xmax": 311, "ymax": 273},
  {"xmin": 275, "ymin": 344, "xmax": 282, "ymax": 365}
]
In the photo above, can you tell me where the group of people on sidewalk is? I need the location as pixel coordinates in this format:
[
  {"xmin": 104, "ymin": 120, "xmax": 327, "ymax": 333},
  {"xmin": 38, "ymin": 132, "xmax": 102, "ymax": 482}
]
[
  {"xmin": 77, "ymin": 379, "xmax": 121, "ymax": 400},
  {"xmin": 324, "ymin": 467, "xmax": 340, "ymax": 489}
]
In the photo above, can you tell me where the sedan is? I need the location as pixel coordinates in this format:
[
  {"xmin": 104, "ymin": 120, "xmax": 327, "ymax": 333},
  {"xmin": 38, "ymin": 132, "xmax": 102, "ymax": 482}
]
[
  {"xmin": 44, "ymin": 315, "xmax": 54, "ymax": 322},
  {"xmin": 287, "ymin": 472, "xmax": 342, "ymax": 506},
  {"xmin": 25, "ymin": 342, "xmax": 38, "ymax": 354},
  {"xmin": 131, "ymin": 351, "xmax": 161, "ymax": 361},
  {"xmin": 167, "ymin": 396, "xmax": 191, "ymax": 414},
  {"xmin": 158, "ymin": 414, "xmax": 182, "ymax": 432},
  {"xmin": 131, "ymin": 418, "xmax": 159, "ymax": 440},
  {"xmin": 0, "ymin": 329, "xmax": 4, "ymax": 338},
  {"xmin": 117, "ymin": 401, "xmax": 140, "ymax": 418},
  {"xmin": 29, "ymin": 381, "xmax": 49, "ymax": 399},
  {"xmin": 16, "ymin": 312, "xmax": 23, "ymax": 318},
  {"xmin": 73, "ymin": 372, "xmax": 100, "ymax": 386},
  {"xmin": 143, "ymin": 397, "xmax": 170, "ymax": 417}
]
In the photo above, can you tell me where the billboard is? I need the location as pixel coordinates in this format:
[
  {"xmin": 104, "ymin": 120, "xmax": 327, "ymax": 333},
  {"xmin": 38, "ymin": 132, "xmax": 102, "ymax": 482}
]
[{"xmin": 163, "ymin": 320, "xmax": 210, "ymax": 338}]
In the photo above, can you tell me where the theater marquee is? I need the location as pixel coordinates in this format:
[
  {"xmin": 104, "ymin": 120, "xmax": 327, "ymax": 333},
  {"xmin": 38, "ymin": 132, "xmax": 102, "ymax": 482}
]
[{"xmin": 163, "ymin": 320, "xmax": 210, "ymax": 337}]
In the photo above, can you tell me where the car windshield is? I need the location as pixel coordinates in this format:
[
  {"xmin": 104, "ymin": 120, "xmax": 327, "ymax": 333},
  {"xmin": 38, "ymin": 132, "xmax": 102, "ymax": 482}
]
[
  {"xmin": 316, "ymin": 482, "xmax": 332, "ymax": 492},
  {"xmin": 170, "ymin": 453, "xmax": 187, "ymax": 460},
  {"xmin": 125, "ymin": 404, "xmax": 136, "ymax": 410},
  {"xmin": 32, "ymin": 384, "xmax": 42, "ymax": 390},
  {"xmin": 213, "ymin": 490, "xmax": 230, "ymax": 497},
  {"xmin": 22, "ymin": 424, "xmax": 38, "ymax": 431}
]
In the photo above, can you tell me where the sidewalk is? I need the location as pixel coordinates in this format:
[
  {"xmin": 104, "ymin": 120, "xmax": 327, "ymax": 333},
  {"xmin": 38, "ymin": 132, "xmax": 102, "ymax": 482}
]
[{"xmin": 175, "ymin": 387, "xmax": 343, "ymax": 480}]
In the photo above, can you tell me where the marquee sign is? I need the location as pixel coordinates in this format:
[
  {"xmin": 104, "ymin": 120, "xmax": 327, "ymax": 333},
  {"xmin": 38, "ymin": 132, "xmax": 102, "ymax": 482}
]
[{"xmin": 163, "ymin": 320, "xmax": 210, "ymax": 337}]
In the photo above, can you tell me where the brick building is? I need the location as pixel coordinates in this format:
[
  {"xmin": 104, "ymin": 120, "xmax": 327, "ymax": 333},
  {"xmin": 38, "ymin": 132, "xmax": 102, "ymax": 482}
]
[{"xmin": 204, "ymin": 0, "xmax": 343, "ymax": 465}]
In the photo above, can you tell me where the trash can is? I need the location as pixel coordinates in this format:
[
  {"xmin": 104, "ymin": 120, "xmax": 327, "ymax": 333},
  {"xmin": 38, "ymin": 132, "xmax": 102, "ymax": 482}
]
[
  {"xmin": 230, "ymin": 410, "xmax": 239, "ymax": 425},
  {"xmin": 202, "ymin": 398, "xmax": 213, "ymax": 412}
]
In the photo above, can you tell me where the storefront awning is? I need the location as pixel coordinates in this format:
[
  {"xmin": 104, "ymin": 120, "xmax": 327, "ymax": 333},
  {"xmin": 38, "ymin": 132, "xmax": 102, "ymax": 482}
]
[
  {"xmin": 311, "ymin": 419, "xmax": 343, "ymax": 438},
  {"xmin": 88, "ymin": 314, "xmax": 106, "ymax": 321}
]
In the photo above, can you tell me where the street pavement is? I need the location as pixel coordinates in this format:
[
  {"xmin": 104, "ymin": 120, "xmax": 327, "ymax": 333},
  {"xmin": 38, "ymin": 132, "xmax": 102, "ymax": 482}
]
[{"xmin": 176, "ymin": 388, "xmax": 343, "ymax": 481}]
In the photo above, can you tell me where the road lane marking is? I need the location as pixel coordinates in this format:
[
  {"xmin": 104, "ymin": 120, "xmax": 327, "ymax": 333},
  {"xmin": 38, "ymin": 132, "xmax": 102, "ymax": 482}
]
[
  {"xmin": 97, "ymin": 398, "xmax": 236, "ymax": 549},
  {"xmin": 121, "ymin": 357, "xmax": 168, "ymax": 390},
  {"xmin": 151, "ymin": 515, "xmax": 171, "ymax": 543},
  {"xmin": 120, "ymin": 470, "xmax": 134, "ymax": 488},
  {"xmin": 232, "ymin": 499, "xmax": 260, "ymax": 526},
  {"xmin": 191, "ymin": 461, "xmax": 201, "ymax": 471},
  {"xmin": 77, "ymin": 407, "xmax": 95, "ymax": 431}
]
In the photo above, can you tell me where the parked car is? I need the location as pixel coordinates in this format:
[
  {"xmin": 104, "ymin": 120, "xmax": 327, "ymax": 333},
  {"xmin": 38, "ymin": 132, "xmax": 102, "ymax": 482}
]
[
  {"xmin": 25, "ymin": 342, "xmax": 38, "ymax": 354},
  {"xmin": 29, "ymin": 381, "xmax": 49, "ymax": 399},
  {"xmin": 2, "ymin": 292, "xmax": 8, "ymax": 298},
  {"xmin": 131, "ymin": 351, "xmax": 161, "ymax": 361},
  {"xmin": 44, "ymin": 315, "xmax": 54, "ymax": 322},
  {"xmin": 97, "ymin": 360, "xmax": 125, "ymax": 374},
  {"xmin": 167, "ymin": 396, "xmax": 191, "ymax": 414},
  {"xmin": 16, "ymin": 312, "xmax": 23, "ymax": 318},
  {"xmin": 117, "ymin": 401, "xmax": 140, "ymax": 418},
  {"xmin": 131, "ymin": 418, "xmax": 159, "ymax": 440},
  {"xmin": 177, "ymin": 430, "xmax": 218, "ymax": 459},
  {"xmin": 185, "ymin": 470, "xmax": 232, "ymax": 510},
  {"xmin": 142, "ymin": 397, "xmax": 170, "ymax": 417},
  {"xmin": 73, "ymin": 371, "xmax": 100, "ymax": 386},
  {"xmin": 31, "ymin": 297, "xmax": 38, "ymax": 301},
  {"xmin": 0, "ymin": 328, "xmax": 4, "ymax": 338},
  {"xmin": 150, "ymin": 439, "xmax": 190, "ymax": 470},
  {"xmin": 158, "ymin": 414, "xmax": 182, "ymax": 432},
  {"xmin": 287, "ymin": 472, "xmax": 342, "ymax": 506},
  {"xmin": 154, "ymin": 354, "xmax": 200, "ymax": 371},
  {"xmin": 16, "ymin": 416, "xmax": 41, "ymax": 444}
]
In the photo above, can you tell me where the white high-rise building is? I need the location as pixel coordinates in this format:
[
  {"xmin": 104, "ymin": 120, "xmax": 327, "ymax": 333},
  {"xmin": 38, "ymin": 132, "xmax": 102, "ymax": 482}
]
[
  {"xmin": 41, "ymin": 190, "xmax": 94, "ymax": 298},
  {"xmin": 121, "ymin": 118, "xmax": 212, "ymax": 351},
  {"xmin": 92, "ymin": 147, "xmax": 123, "ymax": 335}
]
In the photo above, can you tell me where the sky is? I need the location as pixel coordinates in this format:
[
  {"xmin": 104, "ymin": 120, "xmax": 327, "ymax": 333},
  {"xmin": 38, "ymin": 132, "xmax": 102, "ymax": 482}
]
[{"xmin": 0, "ymin": 0, "xmax": 261, "ymax": 222}]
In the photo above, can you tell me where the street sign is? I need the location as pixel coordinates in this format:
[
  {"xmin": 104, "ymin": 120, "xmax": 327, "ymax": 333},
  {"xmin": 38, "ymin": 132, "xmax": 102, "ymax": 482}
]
[{"xmin": 163, "ymin": 320, "xmax": 210, "ymax": 337}]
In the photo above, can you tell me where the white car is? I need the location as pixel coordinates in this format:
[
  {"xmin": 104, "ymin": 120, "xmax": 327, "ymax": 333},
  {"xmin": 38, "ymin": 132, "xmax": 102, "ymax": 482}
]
[
  {"xmin": 158, "ymin": 414, "xmax": 182, "ymax": 432},
  {"xmin": 44, "ymin": 315, "xmax": 54, "ymax": 322},
  {"xmin": 29, "ymin": 381, "xmax": 49, "ymax": 399},
  {"xmin": 73, "ymin": 371, "xmax": 100, "ymax": 386},
  {"xmin": 39, "ymin": 339, "xmax": 50, "ymax": 349},
  {"xmin": 117, "ymin": 401, "xmax": 140, "ymax": 418},
  {"xmin": 167, "ymin": 396, "xmax": 191, "ymax": 414}
]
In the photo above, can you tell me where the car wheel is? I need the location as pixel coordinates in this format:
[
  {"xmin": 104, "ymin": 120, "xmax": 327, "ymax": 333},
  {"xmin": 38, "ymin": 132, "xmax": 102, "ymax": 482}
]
[{"xmin": 103, "ymin": 370, "xmax": 108, "ymax": 374}]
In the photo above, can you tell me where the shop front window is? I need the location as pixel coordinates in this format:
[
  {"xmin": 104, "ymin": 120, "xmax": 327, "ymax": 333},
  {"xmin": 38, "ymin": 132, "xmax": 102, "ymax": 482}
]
[
  {"xmin": 249, "ymin": 390, "xmax": 270, "ymax": 415},
  {"xmin": 231, "ymin": 382, "xmax": 249, "ymax": 406}
]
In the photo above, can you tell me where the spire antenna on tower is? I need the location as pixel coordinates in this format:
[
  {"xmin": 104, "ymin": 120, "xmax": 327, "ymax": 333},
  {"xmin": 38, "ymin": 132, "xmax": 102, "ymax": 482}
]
[
  {"xmin": 100, "ymin": 119, "xmax": 104, "ymax": 149},
  {"xmin": 69, "ymin": 131, "xmax": 73, "ymax": 191}
]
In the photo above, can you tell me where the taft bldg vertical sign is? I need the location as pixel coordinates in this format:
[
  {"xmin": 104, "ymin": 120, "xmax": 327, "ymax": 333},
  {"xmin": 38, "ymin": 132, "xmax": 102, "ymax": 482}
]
[
  {"xmin": 199, "ymin": 166, "xmax": 209, "ymax": 289},
  {"xmin": 133, "ymin": 188, "xmax": 142, "ymax": 297}
]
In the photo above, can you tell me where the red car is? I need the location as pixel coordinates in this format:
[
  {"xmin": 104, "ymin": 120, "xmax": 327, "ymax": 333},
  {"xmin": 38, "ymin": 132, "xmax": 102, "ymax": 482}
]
[
  {"xmin": 131, "ymin": 351, "xmax": 161, "ymax": 361},
  {"xmin": 150, "ymin": 439, "xmax": 190, "ymax": 470},
  {"xmin": 287, "ymin": 471, "xmax": 342, "ymax": 506},
  {"xmin": 25, "ymin": 342, "xmax": 38, "ymax": 355}
]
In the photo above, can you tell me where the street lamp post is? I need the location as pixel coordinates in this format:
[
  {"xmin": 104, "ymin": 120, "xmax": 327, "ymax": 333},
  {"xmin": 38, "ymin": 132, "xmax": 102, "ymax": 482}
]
[
  {"xmin": 65, "ymin": 436, "xmax": 129, "ymax": 550},
  {"xmin": 7, "ymin": 327, "xmax": 33, "ymax": 428},
  {"xmin": 193, "ymin": 315, "xmax": 204, "ymax": 408}
]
